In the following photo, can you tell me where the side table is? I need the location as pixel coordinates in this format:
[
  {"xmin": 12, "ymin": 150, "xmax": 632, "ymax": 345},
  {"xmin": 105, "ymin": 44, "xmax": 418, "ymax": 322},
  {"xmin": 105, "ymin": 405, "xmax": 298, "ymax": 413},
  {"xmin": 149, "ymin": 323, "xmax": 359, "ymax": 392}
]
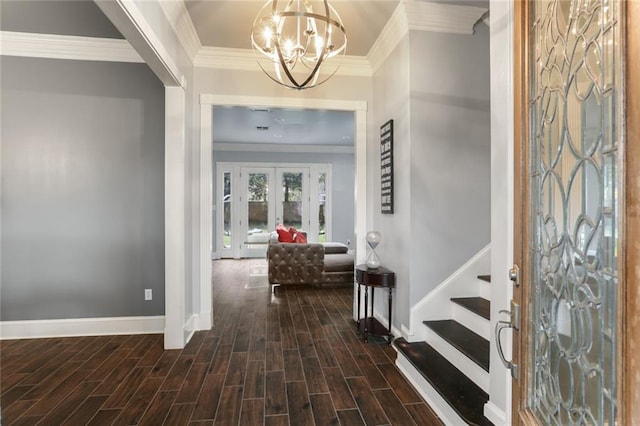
[{"xmin": 355, "ymin": 264, "xmax": 395, "ymax": 344}]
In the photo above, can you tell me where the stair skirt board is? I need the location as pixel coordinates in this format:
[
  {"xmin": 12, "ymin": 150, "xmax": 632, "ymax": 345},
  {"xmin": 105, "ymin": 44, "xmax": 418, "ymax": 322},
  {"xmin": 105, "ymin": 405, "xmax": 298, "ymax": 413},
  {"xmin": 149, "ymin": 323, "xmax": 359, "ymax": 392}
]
[
  {"xmin": 409, "ymin": 245, "xmax": 491, "ymax": 338},
  {"xmin": 453, "ymin": 303, "xmax": 491, "ymax": 340},
  {"xmin": 396, "ymin": 354, "xmax": 470, "ymax": 426},
  {"xmin": 484, "ymin": 401, "xmax": 508, "ymax": 426},
  {"xmin": 423, "ymin": 326, "xmax": 490, "ymax": 393}
]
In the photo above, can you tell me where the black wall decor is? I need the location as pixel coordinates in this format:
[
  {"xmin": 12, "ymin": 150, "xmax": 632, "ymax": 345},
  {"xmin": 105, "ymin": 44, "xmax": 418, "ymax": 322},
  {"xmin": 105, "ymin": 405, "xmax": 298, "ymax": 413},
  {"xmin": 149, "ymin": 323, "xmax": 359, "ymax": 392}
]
[{"xmin": 380, "ymin": 119, "xmax": 394, "ymax": 214}]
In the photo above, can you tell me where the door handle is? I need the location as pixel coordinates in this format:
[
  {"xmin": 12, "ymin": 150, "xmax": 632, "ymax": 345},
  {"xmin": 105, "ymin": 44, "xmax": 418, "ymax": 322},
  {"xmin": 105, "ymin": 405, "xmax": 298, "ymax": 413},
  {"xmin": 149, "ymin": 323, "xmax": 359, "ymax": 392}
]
[{"xmin": 495, "ymin": 302, "xmax": 519, "ymax": 379}]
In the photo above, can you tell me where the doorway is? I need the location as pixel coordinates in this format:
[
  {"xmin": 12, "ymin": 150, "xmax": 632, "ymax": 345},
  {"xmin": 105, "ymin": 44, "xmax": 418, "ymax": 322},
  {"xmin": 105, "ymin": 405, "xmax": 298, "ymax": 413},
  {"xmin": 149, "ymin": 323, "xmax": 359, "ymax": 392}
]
[{"xmin": 196, "ymin": 95, "xmax": 369, "ymax": 332}]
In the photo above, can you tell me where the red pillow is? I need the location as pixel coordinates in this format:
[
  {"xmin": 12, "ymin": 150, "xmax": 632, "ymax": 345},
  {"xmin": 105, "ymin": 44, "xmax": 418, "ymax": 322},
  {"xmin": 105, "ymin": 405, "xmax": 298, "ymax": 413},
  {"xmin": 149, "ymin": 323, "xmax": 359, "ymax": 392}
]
[
  {"xmin": 276, "ymin": 224, "xmax": 294, "ymax": 243},
  {"xmin": 294, "ymin": 232, "xmax": 307, "ymax": 243}
]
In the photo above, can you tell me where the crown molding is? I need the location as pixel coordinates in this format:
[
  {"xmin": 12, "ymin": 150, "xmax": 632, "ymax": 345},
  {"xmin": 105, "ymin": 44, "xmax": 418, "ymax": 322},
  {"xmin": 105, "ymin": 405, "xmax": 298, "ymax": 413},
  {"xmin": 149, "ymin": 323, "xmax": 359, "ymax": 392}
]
[
  {"xmin": 195, "ymin": 46, "xmax": 372, "ymax": 77},
  {"xmin": 367, "ymin": 1, "xmax": 489, "ymax": 73},
  {"xmin": 0, "ymin": 31, "xmax": 143, "ymax": 63},
  {"xmin": 404, "ymin": 1, "xmax": 488, "ymax": 35},
  {"xmin": 158, "ymin": 0, "xmax": 201, "ymax": 62},
  {"xmin": 213, "ymin": 142, "xmax": 354, "ymax": 155},
  {"xmin": 368, "ymin": 2, "xmax": 409, "ymax": 74}
]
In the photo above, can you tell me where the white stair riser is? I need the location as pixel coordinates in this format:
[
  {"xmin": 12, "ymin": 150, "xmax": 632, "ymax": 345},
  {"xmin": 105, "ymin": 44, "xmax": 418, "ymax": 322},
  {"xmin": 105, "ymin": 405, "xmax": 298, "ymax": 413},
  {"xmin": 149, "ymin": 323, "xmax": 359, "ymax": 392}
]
[
  {"xmin": 478, "ymin": 280, "xmax": 491, "ymax": 299},
  {"xmin": 424, "ymin": 327, "xmax": 490, "ymax": 393},
  {"xmin": 395, "ymin": 354, "xmax": 469, "ymax": 426},
  {"xmin": 453, "ymin": 304, "xmax": 490, "ymax": 340}
]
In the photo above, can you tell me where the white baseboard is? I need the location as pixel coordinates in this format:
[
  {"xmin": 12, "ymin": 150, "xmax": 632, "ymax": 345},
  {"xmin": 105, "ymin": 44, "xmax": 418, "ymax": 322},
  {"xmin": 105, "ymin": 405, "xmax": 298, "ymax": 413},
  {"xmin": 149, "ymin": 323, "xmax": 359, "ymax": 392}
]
[
  {"xmin": 197, "ymin": 309, "xmax": 213, "ymax": 330},
  {"xmin": 0, "ymin": 316, "xmax": 165, "ymax": 340},
  {"xmin": 484, "ymin": 401, "xmax": 507, "ymax": 426}
]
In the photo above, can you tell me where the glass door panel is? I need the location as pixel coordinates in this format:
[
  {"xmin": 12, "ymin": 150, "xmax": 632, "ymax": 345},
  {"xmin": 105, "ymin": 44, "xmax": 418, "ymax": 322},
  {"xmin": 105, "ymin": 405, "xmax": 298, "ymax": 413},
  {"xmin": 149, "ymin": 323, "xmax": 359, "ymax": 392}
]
[
  {"xmin": 317, "ymin": 172, "xmax": 327, "ymax": 242},
  {"xmin": 244, "ymin": 168, "xmax": 274, "ymax": 257},
  {"xmin": 223, "ymin": 171, "xmax": 232, "ymax": 249},
  {"xmin": 518, "ymin": 0, "xmax": 623, "ymax": 423},
  {"xmin": 276, "ymin": 168, "xmax": 309, "ymax": 236}
]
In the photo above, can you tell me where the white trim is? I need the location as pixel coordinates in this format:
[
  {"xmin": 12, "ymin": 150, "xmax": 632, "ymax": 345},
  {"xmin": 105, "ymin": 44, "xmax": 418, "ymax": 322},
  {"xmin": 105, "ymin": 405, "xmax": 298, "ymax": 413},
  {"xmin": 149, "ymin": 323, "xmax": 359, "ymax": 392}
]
[
  {"xmin": 199, "ymin": 104, "xmax": 214, "ymax": 331},
  {"xmin": 201, "ymin": 95, "xmax": 367, "ymax": 327},
  {"xmin": 194, "ymin": 46, "xmax": 371, "ymax": 76},
  {"xmin": 165, "ymin": 87, "xmax": 187, "ymax": 350},
  {"xmin": 409, "ymin": 244, "xmax": 491, "ymax": 341},
  {"xmin": 213, "ymin": 142, "xmax": 354, "ymax": 155},
  {"xmin": 200, "ymin": 94, "xmax": 367, "ymax": 113},
  {"xmin": 94, "ymin": 0, "xmax": 186, "ymax": 88},
  {"xmin": 184, "ymin": 313, "xmax": 198, "ymax": 343},
  {"xmin": 405, "ymin": 1, "xmax": 488, "ymax": 35},
  {"xmin": 116, "ymin": 0, "xmax": 185, "ymax": 87},
  {"xmin": 395, "ymin": 354, "xmax": 467, "ymax": 426},
  {"xmin": 0, "ymin": 31, "xmax": 143, "ymax": 63},
  {"xmin": 484, "ymin": 401, "xmax": 508, "ymax": 426},
  {"xmin": 0, "ymin": 316, "xmax": 165, "ymax": 340},
  {"xmin": 401, "ymin": 324, "xmax": 414, "ymax": 340},
  {"xmin": 367, "ymin": 1, "xmax": 489, "ymax": 74},
  {"xmin": 158, "ymin": 0, "xmax": 201, "ymax": 62},
  {"xmin": 368, "ymin": 2, "xmax": 409, "ymax": 74}
]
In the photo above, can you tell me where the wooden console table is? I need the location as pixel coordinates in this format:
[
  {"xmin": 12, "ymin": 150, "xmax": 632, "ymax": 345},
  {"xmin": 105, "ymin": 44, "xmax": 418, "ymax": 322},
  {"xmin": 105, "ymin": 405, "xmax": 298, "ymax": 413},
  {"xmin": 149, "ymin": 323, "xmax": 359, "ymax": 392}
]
[{"xmin": 355, "ymin": 264, "xmax": 395, "ymax": 344}]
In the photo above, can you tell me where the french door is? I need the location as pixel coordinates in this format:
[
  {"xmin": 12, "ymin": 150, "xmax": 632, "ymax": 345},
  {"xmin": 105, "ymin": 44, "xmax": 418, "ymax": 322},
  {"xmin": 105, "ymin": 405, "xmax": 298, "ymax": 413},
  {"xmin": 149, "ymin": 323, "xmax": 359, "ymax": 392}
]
[
  {"xmin": 509, "ymin": 0, "xmax": 639, "ymax": 424},
  {"xmin": 216, "ymin": 163, "xmax": 330, "ymax": 258}
]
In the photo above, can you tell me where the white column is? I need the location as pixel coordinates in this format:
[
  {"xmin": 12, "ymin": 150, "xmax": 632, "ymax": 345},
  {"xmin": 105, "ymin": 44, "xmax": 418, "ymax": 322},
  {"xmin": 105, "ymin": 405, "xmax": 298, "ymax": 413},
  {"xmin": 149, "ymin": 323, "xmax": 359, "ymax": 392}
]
[{"xmin": 165, "ymin": 86, "xmax": 187, "ymax": 349}]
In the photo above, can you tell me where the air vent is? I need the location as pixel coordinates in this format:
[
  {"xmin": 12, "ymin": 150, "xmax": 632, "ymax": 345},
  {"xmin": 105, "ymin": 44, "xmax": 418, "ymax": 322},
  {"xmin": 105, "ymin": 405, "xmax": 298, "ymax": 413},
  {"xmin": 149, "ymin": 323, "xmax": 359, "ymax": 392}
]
[
  {"xmin": 250, "ymin": 107, "xmax": 270, "ymax": 112},
  {"xmin": 256, "ymin": 126, "xmax": 269, "ymax": 131}
]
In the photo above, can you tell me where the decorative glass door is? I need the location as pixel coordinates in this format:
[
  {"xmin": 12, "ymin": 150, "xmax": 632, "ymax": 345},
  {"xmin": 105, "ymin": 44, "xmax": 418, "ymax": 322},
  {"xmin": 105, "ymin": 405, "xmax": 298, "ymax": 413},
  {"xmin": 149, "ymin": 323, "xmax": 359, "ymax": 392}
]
[{"xmin": 511, "ymin": 0, "xmax": 632, "ymax": 424}]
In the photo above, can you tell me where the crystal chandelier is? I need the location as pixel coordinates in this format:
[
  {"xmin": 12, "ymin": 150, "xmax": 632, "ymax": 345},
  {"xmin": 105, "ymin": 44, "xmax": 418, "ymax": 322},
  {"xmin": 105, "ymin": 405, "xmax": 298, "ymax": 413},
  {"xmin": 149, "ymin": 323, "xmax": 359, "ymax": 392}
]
[{"xmin": 250, "ymin": 0, "xmax": 347, "ymax": 90}]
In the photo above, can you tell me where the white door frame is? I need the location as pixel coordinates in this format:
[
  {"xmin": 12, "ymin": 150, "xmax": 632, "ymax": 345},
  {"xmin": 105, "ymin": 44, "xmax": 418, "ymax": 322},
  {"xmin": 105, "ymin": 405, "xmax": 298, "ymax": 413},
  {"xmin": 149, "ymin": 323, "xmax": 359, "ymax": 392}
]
[{"xmin": 198, "ymin": 95, "xmax": 368, "ymax": 331}]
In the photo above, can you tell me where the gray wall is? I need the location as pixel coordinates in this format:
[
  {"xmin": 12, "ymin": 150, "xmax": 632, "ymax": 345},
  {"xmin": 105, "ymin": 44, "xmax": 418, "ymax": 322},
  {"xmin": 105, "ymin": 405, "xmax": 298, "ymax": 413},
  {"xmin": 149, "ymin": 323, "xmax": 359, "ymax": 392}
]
[
  {"xmin": 0, "ymin": 0, "xmax": 123, "ymax": 38},
  {"xmin": 212, "ymin": 150, "xmax": 356, "ymax": 247},
  {"xmin": 371, "ymin": 35, "xmax": 412, "ymax": 328},
  {"xmin": 371, "ymin": 24, "xmax": 491, "ymax": 330},
  {"xmin": 1, "ymin": 56, "xmax": 165, "ymax": 321},
  {"xmin": 408, "ymin": 25, "xmax": 492, "ymax": 304}
]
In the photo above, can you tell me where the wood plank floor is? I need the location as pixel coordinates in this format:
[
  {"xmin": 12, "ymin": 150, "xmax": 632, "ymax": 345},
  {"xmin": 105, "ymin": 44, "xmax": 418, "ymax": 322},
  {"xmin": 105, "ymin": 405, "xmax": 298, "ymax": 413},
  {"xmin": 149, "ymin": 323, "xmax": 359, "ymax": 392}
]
[{"xmin": 0, "ymin": 259, "xmax": 442, "ymax": 425}]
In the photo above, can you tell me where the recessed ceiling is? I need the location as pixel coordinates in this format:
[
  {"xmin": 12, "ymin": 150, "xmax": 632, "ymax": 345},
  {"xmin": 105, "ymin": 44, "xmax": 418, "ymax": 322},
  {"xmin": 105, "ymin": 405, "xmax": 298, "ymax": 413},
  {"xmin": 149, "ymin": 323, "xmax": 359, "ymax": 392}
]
[
  {"xmin": 184, "ymin": 0, "xmax": 400, "ymax": 56},
  {"xmin": 212, "ymin": 106, "xmax": 354, "ymax": 146}
]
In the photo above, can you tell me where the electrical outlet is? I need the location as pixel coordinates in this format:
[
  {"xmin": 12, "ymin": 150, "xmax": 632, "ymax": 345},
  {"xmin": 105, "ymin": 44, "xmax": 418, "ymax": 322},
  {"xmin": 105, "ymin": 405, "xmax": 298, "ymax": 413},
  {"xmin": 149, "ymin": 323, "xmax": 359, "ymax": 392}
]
[{"xmin": 145, "ymin": 289, "xmax": 152, "ymax": 301}]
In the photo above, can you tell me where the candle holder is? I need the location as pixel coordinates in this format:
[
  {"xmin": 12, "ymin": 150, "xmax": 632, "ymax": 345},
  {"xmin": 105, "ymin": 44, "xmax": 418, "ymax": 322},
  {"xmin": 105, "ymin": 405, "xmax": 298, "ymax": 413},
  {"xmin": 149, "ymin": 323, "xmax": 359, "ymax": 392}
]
[{"xmin": 365, "ymin": 231, "xmax": 382, "ymax": 268}]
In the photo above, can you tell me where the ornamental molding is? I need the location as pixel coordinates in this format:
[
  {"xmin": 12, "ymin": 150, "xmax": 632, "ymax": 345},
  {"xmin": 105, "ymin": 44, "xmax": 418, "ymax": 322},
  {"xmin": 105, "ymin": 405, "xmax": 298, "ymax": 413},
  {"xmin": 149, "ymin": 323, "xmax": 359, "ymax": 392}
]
[{"xmin": 0, "ymin": 31, "xmax": 143, "ymax": 63}]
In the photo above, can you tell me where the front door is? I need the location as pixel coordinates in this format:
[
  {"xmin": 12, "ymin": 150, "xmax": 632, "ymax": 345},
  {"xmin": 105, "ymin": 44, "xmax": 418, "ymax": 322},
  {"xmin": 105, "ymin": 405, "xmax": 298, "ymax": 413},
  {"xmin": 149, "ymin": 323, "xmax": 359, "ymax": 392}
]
[{"xmin": 511, "ymin": 0, "xmax": 639, "ymax": 424}]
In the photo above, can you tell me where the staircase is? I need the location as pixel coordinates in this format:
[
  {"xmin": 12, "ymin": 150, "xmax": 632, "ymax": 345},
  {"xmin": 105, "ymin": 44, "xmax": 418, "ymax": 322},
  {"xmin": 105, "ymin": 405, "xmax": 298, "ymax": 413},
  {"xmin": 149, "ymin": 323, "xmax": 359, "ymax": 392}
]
[{"xmin": 394, "ymin": 273, "xmax": 493, "ymax": 425}]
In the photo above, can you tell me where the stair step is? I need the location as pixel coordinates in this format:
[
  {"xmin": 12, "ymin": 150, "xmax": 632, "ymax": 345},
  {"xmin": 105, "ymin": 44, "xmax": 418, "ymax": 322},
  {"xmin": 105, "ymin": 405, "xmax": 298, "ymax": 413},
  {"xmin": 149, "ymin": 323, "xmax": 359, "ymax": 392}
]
[
  {"xmin": 477, "ymin": 274, "xmax": 491, "ymax": 283},
  {"xmin": 423, "ymin": 320, "xmax": 490, "ymax": 372},
  {"xmin": 451, "ymin": 297, "xmax": 490, "ymax": 320},
  {"xmin": 394, "ymin": 338, "xmax": 493, "ymax": 426}
]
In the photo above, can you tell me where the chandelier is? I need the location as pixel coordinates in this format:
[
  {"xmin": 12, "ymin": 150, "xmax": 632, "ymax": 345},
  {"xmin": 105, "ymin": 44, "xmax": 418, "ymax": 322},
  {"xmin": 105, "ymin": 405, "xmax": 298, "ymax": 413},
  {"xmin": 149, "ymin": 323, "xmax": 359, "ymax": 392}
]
[{"xmin": 250, "ymin": 0, "xmax": 347, "ymax": 90}]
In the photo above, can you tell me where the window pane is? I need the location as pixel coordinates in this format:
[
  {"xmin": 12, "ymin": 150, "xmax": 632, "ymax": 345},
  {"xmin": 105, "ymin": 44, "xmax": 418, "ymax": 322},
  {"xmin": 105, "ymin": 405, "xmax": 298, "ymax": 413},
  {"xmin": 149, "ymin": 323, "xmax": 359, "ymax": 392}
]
[
  {"xmin": 223, "ymin": 172, "xmax": 231, "ymax": 249},
  {"xmin": 248, "ymin": 173, "xmax": 270, "ymax": 243},
  {"xmin": 318, "ymin": 173, "xmax": 326, "ymax": 242},
  {"xmin": 281, "ymin": 172, "xmax": 303, "ymax": 230}
]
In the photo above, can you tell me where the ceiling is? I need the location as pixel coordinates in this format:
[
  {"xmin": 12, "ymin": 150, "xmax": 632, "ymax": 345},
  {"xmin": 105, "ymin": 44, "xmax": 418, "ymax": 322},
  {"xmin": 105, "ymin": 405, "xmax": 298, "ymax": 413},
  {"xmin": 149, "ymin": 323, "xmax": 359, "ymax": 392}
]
[
  {"xmin": 1, "ymin": 0, "xmax": 486, "ymax": 147},
  {"xmin": 213, "ymin": 106, "xmax": 354, "ymax": 146},
  {"xmin": 184, "ymin": 0, "xmax": 400, "ymax": 56}
]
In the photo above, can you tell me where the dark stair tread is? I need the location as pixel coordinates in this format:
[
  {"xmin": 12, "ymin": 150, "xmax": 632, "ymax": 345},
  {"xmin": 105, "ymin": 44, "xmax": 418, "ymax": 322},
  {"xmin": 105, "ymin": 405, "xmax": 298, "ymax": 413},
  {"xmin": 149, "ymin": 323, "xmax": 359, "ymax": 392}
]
[
  {"xmin": 423, "ymin": 320, "xmax": 489, "ymax": 372},
  {"xmin": 451, "ymin": 297, "xmax": 490, "ymax": 320},
  {"xmin": 394, "ymin": 338, "xmax": 493, "ymax": 426},
  {"xmin": 477, "ymin": 275, "xmax": 491, "ymax": 283}
]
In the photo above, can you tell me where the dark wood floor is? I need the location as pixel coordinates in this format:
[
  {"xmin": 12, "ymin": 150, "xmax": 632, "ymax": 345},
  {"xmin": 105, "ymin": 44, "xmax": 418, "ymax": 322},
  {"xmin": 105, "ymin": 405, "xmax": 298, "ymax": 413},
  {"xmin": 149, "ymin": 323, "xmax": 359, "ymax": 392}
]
[{"xmin": 0, "ymin": 259, "xmax": 442, "ymax": 425}]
